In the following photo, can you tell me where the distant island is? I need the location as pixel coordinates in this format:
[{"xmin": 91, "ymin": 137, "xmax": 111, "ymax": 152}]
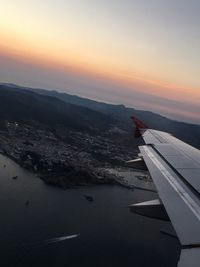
[{"xmin": 0, "ymin": 83, "xmax": 199, "ymax": 189}]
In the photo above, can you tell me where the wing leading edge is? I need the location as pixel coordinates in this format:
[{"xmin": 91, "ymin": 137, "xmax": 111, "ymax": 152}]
[{"xmin": 131, "ymin": 116, "xmax": 200, "ymax": 267}]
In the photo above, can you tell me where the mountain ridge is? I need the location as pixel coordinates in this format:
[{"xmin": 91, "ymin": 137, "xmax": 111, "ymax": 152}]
[{"xmin": 0, "ymin": 82, "xmax": 200, "ymax": 148}]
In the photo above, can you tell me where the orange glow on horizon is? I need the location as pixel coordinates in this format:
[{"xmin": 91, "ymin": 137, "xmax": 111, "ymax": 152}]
[
  {"xmin": 0, "ymin": 29, "xmax": 200, "ymax": 107},
  {"xmin": 111, "ymin": 72, "xmax": 200, "ymax": 104}
]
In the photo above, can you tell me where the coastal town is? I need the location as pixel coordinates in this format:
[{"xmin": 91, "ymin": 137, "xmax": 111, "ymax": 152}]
[{"xmin": 0, "ymin": 121, "xmax": 150, "ymax": 189}]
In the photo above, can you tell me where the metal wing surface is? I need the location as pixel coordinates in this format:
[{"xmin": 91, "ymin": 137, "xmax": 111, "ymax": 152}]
[{"xmin": 131, "ymin": 117, "xmax": 200, "ymax": 266}]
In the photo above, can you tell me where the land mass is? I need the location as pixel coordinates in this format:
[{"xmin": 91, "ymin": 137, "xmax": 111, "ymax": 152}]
[{"xmin": 0, "ymin": 83, "xmax": 199, "ymax": 189}]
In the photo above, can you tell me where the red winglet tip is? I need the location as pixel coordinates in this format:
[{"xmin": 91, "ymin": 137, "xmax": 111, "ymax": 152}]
[{"xmin": 131, "ymin": 116, "xmax": 148, "ymax": 129}]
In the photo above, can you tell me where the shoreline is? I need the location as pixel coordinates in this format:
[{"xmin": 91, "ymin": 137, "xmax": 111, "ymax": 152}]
[{"xmin": 0, "ymin": 150, "xmax": 153, "ymax": 191}]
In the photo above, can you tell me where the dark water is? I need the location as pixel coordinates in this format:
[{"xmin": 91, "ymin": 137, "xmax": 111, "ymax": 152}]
[{"xmin": 0, "ymin": 154, "xmax": 180, "ymax": 267}]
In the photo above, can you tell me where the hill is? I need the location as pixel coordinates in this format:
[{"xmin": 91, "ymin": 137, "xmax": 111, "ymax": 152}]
[
  {"xmin": 11, "ymin": 83, "xmax": 200, "ymax": 148},
  {"xmin": 0, "ymin": 84, "xmax": 114, "ymax": 132},
  {"xmin": 0, "ymin": 83, "xmax": 200, "ymax": 148},
  {"xmin": 0, "ymin": 82, "xmax": 199, "ymax": 189}
]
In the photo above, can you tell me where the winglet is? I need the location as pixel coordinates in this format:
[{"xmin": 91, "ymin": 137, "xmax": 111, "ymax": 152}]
[
  {"xmin": 131, "ymin": 116, "xmax": 148, "ymax": 138},
  {"xmin": 131, "ymin": 116, "xmax": 148, "ymax": 129}
]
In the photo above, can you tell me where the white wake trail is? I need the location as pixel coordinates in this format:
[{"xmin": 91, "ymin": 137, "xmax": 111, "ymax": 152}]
[
  {"xmin": 44, "ymin": 234, "xmax": 80, "ymax": 245},
  {"xmin": 21, "ymin": 234, "xmax": 80, "ymax": 249}
]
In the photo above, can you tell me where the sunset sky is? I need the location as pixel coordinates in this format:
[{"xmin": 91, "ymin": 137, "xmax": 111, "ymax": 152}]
[{"xmin": 0, "ymin": 0, "xmax": 200, "ymax": 123}]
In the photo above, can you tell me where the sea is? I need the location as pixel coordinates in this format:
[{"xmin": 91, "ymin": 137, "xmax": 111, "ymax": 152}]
[{"xmin": 0, "ymin": 154, "xmax": 180, "ymax": 267}]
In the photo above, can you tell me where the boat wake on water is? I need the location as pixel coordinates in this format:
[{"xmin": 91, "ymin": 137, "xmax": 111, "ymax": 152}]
[
  {"xmin": 19, "ymin": 234, "xmax": 80, "ymax": 249},
  {"xmin": 43, "ymin": 234, "xmax": 80, "ymax": 245}
]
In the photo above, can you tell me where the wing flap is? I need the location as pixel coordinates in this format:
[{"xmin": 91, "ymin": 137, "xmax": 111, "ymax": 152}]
[
  {"xmin": 140, "ymin": 145, "xmax": 200, "ymax": 246},
  {"xmin": 141, "ymin": 129, "xmax": 200, "ymax": 195},
  {"xmin": 178, "ymin": 248, "xmax": 200, "ymax": 267}
]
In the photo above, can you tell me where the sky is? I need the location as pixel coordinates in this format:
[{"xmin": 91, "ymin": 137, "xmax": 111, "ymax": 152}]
[{"xmin": 0, "ymin": 0, "xmax": 200, "ymax": 124}]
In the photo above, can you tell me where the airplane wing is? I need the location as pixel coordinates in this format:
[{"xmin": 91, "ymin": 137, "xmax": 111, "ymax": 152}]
[{"xmin": 131, "ymin": 116, "xmax": 200, "ymax": 267}]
